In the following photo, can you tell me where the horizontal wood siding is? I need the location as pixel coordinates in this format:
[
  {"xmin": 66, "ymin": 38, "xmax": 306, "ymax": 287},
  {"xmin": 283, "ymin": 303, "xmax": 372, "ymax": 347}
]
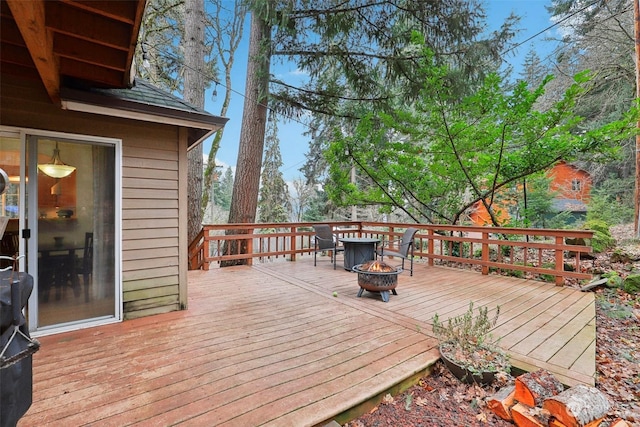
[
  {"xmin": 1, "ymin": 75, "xmax": 186, "ymax": 321},
  {"xmin": 122, "ymin": 134, "xmax": 182, "ymax": 319}
]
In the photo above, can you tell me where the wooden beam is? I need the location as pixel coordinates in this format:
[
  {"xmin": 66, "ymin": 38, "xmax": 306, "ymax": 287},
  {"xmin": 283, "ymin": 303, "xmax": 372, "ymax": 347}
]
[
  {"xmin": 6, "ymin": 0, "xmax": 60, "ymax": 104},
  {"xmin": 123, "ymin": 0, "xmax": 146, "ymax": 86}
]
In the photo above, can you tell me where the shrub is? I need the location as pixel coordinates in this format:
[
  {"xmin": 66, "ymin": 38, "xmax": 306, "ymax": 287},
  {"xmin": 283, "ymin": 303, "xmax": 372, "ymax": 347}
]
[
  {"xmin": 587, "ymin": 187, "xmax": 635, "ymax": 225},
  {"xmin": 432, "ymin": 302, "xmax": 500, "ymax": 356},
  {"xmin": 623, "ymin": 274, "xmax": 640, "ymax": 295},
  {"xmin": 603, "ymin": 271, "xmax": 623, "ymax": 288},
  {"xmin": 432, "ymin": 302, "xmax": 510, "ymax": 375},
  {"xmin": 583, "ymin": 219, "xmax": 615, "ymax": 253}
]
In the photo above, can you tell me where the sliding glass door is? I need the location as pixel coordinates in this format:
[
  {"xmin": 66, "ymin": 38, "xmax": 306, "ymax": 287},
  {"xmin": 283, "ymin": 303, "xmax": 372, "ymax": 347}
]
[
  {"xmin": 1, "ymin": 128, "xmax": 120, "ymax": 333},
  {"xmin": 33, "ymin": 136, "xmax": 117, "ymax": 329}
]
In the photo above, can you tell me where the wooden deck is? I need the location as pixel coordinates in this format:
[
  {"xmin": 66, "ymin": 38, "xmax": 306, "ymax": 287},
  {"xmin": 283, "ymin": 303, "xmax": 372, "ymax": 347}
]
[{"xmin": 19, "ymin": 257, "xmax": 595, "ymax": 426}]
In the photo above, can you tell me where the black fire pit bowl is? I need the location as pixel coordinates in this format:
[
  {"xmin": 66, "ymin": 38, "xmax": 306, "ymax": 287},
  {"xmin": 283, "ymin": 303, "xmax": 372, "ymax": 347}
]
[{"xmin": 352, "ymin": 263, "xmax": 402, "ymax": 302}]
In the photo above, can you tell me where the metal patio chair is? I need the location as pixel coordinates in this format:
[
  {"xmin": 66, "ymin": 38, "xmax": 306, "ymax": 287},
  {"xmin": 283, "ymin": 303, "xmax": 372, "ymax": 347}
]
[
  {"xmin": 376, "ymin": 227, "xmax": 419, "ymax": 276},
  {"xmin": 312, "ymin": 225, "xmax": 344, "ymax": 270}
]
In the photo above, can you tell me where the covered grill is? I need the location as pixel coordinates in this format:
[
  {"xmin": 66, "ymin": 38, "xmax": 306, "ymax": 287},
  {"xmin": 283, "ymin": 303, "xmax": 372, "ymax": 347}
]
[
  {"xmin": 0, "ymin": 267, "xmax": 39, "ymax": 427},
  {"xmin": 1, "ymin": 169, "xmax": 39, "ymax": 427}
]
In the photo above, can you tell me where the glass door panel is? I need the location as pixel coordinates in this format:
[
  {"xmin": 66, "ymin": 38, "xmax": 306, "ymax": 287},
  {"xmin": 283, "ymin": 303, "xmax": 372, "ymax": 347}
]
[
  {"xmin": 34, "ymin": 137, "xmax": 116, "ymax": 328},
  {"xmin": 0, "ymin": 136, "xmax": 22, "ymax": 270}
]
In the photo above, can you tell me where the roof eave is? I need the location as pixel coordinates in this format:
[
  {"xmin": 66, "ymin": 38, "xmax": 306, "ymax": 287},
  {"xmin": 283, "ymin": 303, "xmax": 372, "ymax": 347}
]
[{"xmin": 60, "ymin": 87, "xmax": 228, "ymax": 148}]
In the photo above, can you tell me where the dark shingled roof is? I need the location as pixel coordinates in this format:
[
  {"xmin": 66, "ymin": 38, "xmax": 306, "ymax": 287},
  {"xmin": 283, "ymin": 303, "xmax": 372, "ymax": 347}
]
[
  {"xmin": 552, "ymin": 198, "xmax": 588, "ymax": 213},
  {"xmin": 60, "ymin": 79, "xmax": 228, "ymax": 148}
]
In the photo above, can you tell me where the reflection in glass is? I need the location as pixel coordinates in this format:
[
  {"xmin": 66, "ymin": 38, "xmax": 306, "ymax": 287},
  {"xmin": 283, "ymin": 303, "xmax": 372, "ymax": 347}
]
[{"xmin": 37, "ymin": 140, "xmax": 115, "ymax": 327}]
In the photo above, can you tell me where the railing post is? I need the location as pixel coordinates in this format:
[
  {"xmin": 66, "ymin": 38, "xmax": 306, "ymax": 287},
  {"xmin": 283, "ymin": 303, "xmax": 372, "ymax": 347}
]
[
  {"xmin": 427, "ymin": 228, "xmax": 434, "ymax": 267},
  {"xmin": 482, "ymin": 231, "xmax": 489, "ymax": 275},
  {"xmin": 247, "ymin": 229, "xmax": 254, "ymax": 266},
  {"xmin": 203, "ymin": 233, "xmax": 210, "ymax": 271},
  {"xmin": 290, "ymin": 226, "xmax": 296, "ymax": 261},
  {"xmin": 555, "ymin": 235, "xmax": 564, "ymax": 286}
]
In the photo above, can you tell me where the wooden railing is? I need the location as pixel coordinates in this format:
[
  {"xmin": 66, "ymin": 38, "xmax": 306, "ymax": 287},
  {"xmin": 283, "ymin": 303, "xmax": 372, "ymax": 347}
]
[{"xmin": 188, "ymin": 221, "xmax": 594, "ymax": 285}]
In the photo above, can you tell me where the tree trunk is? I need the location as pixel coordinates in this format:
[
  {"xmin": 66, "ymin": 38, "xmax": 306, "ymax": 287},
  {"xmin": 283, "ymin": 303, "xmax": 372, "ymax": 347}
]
[
  {"xmin": 222, "ymin": 10, "xmax": 271, "ymax": 266},
  {"xmin": 487, "ymin": 385, "xmax": 515, "ymax": 421},
  {"xmin": 202, "ymin": 0, "xmax": 247, "ymax": 211},
  {"xmin": 543, "ymin": 385, "xmax": 610, "ymax": 427},
  {"xmin": 635, "ymin": 0, "xmax": 640, "ymax": 237},
  {"xmin": 184, "ymin": 0, "xmax": 206, "ymax": 243},
  {"xmin": 514, "ymin": 369, "xmax": 564, "ymax": 407},
  {"xmin": 511, "ymin": 403, "xmax": 548, "ymax": 427}
]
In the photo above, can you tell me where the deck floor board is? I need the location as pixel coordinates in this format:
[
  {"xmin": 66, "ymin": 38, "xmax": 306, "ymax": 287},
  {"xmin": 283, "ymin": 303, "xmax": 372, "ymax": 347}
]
[{"xmin": 19, "ymin": 257, "xmax": 595, "ymax": 426}]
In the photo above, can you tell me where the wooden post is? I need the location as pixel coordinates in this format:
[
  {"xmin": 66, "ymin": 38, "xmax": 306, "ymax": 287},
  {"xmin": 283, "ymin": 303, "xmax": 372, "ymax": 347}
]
[
  {"xmin": 246, "ymin": 229, "xmax": 253, "ymax": 266},
  {"xmin": 482, "ymin": 231, "xmax": 489, "ymax": 275},
  {"xmin": 203, "ymin": 235, "xmax": 210, "ymax": 271},
  {"xmin": 555, "ymin": 236, "xmax": 564, "ymax": 286},
  {"xmin": 427, "ymin": 228, "xmax": 434, "ymax": 266},
  {"xmin": 290, "ymin": 226, "xmax": 296, "ymax": 261}
]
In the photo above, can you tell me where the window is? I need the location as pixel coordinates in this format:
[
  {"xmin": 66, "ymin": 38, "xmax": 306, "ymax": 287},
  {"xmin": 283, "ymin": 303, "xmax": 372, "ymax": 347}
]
[{"xmin": 571, "ymin": 179, "xmax": 582, "ymax": 192}]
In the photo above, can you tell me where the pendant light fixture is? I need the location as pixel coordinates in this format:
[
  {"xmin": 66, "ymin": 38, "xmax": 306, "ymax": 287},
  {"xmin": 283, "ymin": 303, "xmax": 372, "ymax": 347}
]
[{"xmin": 37, "ymin": 142, "xmax": 76, "ymax": 178}]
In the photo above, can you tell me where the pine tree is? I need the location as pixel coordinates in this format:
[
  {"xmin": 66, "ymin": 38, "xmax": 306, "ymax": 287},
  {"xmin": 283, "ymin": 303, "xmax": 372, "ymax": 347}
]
[
  {"xmin": 520, "ymin": 49, "xmax": 548, "ymax": 89},
  {"xmin": 258, "ymin": 113, "xmax": 291, "ymax": 223},
  {"xmin": 214, "ymin": 167, "xmax": 234, "ymax": 212}
]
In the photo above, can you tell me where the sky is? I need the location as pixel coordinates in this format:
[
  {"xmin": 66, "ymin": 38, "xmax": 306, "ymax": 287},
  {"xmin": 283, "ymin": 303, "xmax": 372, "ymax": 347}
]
[{"xmin": 202, "ymin": 0, "xmax": 560, "ymax": 182}]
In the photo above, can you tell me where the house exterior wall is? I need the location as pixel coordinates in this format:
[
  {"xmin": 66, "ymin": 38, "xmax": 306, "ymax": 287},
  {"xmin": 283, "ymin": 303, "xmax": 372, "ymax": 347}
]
[
  {"xmin": 0, "ymin": 75, "xmax": 188, "ymax": 320},
  {"xmin": 547, "ymin": 161, "xmax": 591, "ymax": 202},
  {"xmin": 468, "ymin": 161, "xmax": 592, "ymax": 226}
]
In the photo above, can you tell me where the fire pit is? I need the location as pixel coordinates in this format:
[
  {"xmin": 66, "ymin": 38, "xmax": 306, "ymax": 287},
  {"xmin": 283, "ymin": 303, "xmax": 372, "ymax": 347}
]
[{"xmin": 352, "ymin": 260, "xmax": 402, "ymax": 302}]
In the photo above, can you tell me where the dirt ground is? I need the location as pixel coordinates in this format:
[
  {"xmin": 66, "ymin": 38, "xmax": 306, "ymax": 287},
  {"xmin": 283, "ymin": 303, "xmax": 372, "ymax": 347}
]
[{"xmin": 345, "ymin": 224, "xmax": 640, "ymax": 427}]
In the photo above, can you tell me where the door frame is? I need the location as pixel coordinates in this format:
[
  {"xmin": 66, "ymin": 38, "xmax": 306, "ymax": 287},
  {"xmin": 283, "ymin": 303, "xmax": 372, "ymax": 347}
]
[{"xmin": 1, "ymin": 125, "xmax": 123, "ymax": 336}]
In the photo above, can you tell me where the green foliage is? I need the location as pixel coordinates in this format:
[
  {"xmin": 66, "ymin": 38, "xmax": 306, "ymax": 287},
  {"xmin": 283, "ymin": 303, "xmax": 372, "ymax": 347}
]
[
  {"xmin": 258, "ymin": 113, "xmax": 291, "ymax": 223},
  {"xmin": 603, "ymin": 271, "xmax": 623, "ymax": 288},
  {"xmin": 506, "ymin": 265, "xmax": 525, "ymax": 279},
  {"xmin": 324, "ymin": 42, "xmax": 639, "ymax": 225},
  {"xmin": 270, "ymin": 0, "xmax": 519, "ymax": 121},
  {"xmin": 432, "ymin": 302, "xmax": 501, "ymax": 355},
  {"xmin": 509, "ymin": 175, "xmax": 556, "ymax": 228},
  {"xmin": 623, "ymin": 274, "xmax": 640, "ymax": 295},
  {"xmin": 213, "ymin": 167, "xmax": 234, "ymax": 211},
  {"xmin": 598, "ymin": 292, "xmax": 635, "ymax": 319},
  {"xmin": 587, "ymin": 187, "xmax": 635, "ymax": 225},
  {"xmin": 301, "ymin": 189, "xmax": 329, "ymax": 221},
  {"xmin": 582, "ymin": 219, "xmax": 615, "ymax": 253},
  {"xmin": 539, "ymin": 262, "xmax": 557, "ymax": 283},
  {"xmin": 432, "ymin": 302, "xmax": 510, "ymax": 375},
  {"xmin": 545, "ymin": 211, "xmax": 575, "ymax": 229}
]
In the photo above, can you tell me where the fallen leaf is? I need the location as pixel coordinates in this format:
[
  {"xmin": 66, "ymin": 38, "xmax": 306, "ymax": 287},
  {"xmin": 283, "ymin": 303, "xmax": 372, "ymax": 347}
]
[
  {"xmin": 415, "ymin": 397, "xmax": 429, "ymax": 407},
  {"xmin": 453, "ymin": 391, "xmax": 466, "ymax": 403},
  {"xmin": 382, "ymin": 393, "xmax": 394, "ymax": 405},
  {"xmin": 476, "ymin": 412, "xmax": 488, "ymax": 423}
]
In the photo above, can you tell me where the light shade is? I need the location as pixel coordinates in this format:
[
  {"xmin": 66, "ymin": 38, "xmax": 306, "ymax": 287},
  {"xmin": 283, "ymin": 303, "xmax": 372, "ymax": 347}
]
[{"xmin": 38, "ymin": 142, "xmax": 76, "ymax": 178}]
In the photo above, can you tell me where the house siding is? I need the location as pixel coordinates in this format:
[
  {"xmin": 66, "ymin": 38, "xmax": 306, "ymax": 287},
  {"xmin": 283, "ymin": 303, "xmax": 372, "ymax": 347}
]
[
  {"xmin": 547, "ymin": 161, "xmax": 591, "ymax": 203},
  {"xmin": 1, "ymin": 75, "xmax": 187, "ymax": 321}
]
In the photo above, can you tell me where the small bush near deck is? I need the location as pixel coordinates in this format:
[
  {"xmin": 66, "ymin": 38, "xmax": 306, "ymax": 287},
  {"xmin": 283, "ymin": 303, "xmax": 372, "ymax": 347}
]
[
  {"xmin": 623, "ymin": 274, "xmax": 640, "ymax": 295},
  {"xmin": 432, "ymin": 302, "xmax": 510, "ymax": 375},
  {"xmin": 432, "ymin": 302, "xmax": 500, "ymax": 353},
  {"xmin": 539, "ymin": 262, "xmax": 556, "ymax": 282},
  {"xmin": 583, "ymin": 219, "xmax": 615, "ymax": 253},
  {"xmin": 603, "ymin": 271, "xmax": 623, "ymax": 288},
  {"xmin": 506, "ymin": 264, "xmax": 525, "ymax": 278}
]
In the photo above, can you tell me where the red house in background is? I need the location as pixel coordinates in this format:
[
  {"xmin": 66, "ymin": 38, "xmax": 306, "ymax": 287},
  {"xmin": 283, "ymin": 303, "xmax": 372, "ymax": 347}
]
[
  {"xmin": 547, "ymin": 161, "xmax": 591, "ymax": 212},
  {"xmin": 469, "ymin": 161, "xmax": 592, "ymax": 226}
]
